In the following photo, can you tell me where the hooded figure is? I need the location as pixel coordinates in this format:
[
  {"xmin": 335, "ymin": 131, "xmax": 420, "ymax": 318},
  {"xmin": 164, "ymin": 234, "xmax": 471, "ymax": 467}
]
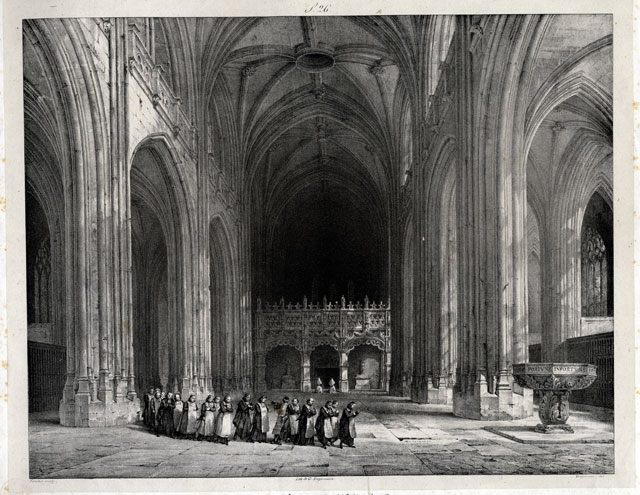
[
  {"xmin": 179, "ymin": 394, "xmax": 199, "ymax": 438},
  {"xmin": 250, "ymin": 395, "xmax": 270, "ymax": 443},
  {"xmin": 339, "ymin": 401, "xmax": 359, "ymax": 448},
  {"xmin": 215, "ymin": 395, "xmax": 234, "ymax": 445},
  {"xmin": 315, "ymin": 400, "xmax": 334, "ymax": 448},
  {"xmin": 297, "ymin": 398, "xmax": 317, "ymax": 446},
  {"xmin": 329, "ymin": 400, "xmax": 340, "ymax": 444},
  {"xmin": 233, "ymin": 393, "xmax": 253, "ymax": 441},
  {"xmin": 315, "ymin": 377, "xmax": 323, "ymax": 393}
]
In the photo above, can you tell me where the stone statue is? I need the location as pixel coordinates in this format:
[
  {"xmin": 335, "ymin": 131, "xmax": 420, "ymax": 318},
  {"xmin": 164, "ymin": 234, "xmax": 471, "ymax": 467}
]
[
  {"xmin": 280, "ymin": 361, "xmax": 295, "ymax": 389},
  {"xmin": 354, "ymin": 360, "xmax": 371, "ymax": 390},
  {"xmin": 364, "ymin": 295, "xmax": 369, "ymax": 309},
  {"xmin": 341, "ymin": 295, "xmax": 346, "ymax": 309}
]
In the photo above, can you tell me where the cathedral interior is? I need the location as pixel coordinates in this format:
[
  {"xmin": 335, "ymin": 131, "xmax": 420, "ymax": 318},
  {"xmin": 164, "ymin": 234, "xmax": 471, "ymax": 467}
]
[{"xmin": 23, "ymin": 15, "xmax": 614, "ymax": 475}]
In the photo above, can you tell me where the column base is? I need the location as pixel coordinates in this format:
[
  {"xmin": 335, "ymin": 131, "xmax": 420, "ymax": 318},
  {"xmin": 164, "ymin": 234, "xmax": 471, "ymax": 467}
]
[
  {"xmin": 453, "ymin": 386, "xmax": 533, "ymax": 420},
  {"xmin": 535, "ymin": 423, "xmax": 574, "ymax": 434},
  {"xmin": 60, "ymin": 395, "xmax": 141, "ymax": 427},
  {"xmin": 410, "ymin": 376, "xmax": 452, "ymax": 404}
]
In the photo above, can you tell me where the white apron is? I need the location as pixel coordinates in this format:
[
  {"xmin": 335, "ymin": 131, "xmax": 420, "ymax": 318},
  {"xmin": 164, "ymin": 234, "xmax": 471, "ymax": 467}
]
[
  {"xmin": 258, "ymin": 404, "xmax": 269, "ymax": 433},
  {"xmin": 216, "ymin": 410, "xmax": 233, "ymax": 438},
  {"xmin": 305, "ymin": 416, "xmax": 315, "ymax": 438},
  {"xmin": 289, "ymin": 413, "xmax": 299, "ymax": 435},
  {"xmin": 173, "ymin": 402, "xmax": 183, "ymax": 431}
]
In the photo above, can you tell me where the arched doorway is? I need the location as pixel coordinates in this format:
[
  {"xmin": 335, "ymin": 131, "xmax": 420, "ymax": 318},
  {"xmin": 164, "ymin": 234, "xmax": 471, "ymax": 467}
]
[
  {"xmin": 310, "ymin": 345, "xmax": 340, "ymax": 391},
  {"xmin": 348, "ymin": 344, "xmax": 383, "ymax": 390},
  {"xmin": 265, "ymin": 346, "xmax": 301, "ymax": 390}
]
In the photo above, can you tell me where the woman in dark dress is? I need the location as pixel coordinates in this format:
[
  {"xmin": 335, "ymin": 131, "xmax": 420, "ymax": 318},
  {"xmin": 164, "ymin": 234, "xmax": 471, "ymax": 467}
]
[
  {"xmin": 339, "ymin": 401, "xmax": 359, "ymax": 448},
  {"xmin": 143, "ymin": 387, "xmax": 154, "ymax": 427},
  {"xmin": 271, "ymin": 396, "xmax": 289, "ymax": 445},
  {"xmin": 315, "ymin": 400, "xmax": 334, "ymax": 449},
  {"xmin": 284, "ymin": 398, "xmax": 301, "ymax": 444},
  {"xmin": 149, "ymin": 389, "xmax": 163, "ymax": 436},
  {"xmin": 297, "ymin": 398, "xmax": 317, "ymax": 446},
  {"xmin": 159, "ymin": 391, "xmax": 175, "ymax": 437},
  {"xmin": 215, "ymin": 395, "xmax": 234, "ymax": 445},
  {"xmin": 250, "ymin": 395, "xmax": 270, "ymax": 443},
  {"xmin": 233, "ymin": 393, "xmax": 253, "ymax": 441}
]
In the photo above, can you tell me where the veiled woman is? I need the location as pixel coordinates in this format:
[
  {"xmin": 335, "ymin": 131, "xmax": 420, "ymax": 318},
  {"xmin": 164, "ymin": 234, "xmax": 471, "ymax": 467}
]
[
  {"xmin": 159, "ymin": 391, "xmax": 175, "ymax": 437},
  {"xmin": 143, "ymin": 387, "xmax": 154, "ymax": 427},
  {"xmin": 250, "ymin": 395, "xmax": 270, "ymax": 443},
  {"xmin": 179, "ymin": 393, "xmax": 199, "ymax": 439},
  {"xmin": 297, "ymin": 398, "xmax": 317, "ymax": 446},
  {"xmin": 284, "ymin": 398, "xmax": 301, "ymax": 444},
  {"xmin": 339, "ymin": 401, "xmax": 359, "ymax": 448},
  {"xmin": 315, "ymin": 400, "xmax": 334, "ymax": 449},
  {"xmin": 149, "ymin": 389, "xmax": 163, "ymax": 436},
  {"xmin": 215, "ymin": 395, "xmax": 234, "ymax": 445},
  {"xmin": 172, "ymin": 392, "xmax": 183, "ymax": 437},
  {"xmin": 196, "ymin": 395, "xmax": 217, "ymax": 441},
  {"xmin": 233, "ymin": 393, "xmax": 253, "ymax": 441}
]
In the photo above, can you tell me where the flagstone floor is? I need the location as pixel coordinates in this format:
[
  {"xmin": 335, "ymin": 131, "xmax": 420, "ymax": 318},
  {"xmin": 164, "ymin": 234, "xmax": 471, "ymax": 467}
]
[{"xmin": 29, "ymin": 393, "xmax": 614, "ymax": 478}]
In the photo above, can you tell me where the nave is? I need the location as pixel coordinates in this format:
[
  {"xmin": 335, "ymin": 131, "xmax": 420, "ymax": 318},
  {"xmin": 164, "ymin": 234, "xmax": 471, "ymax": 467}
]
[{"xmin": 29, "ymin": 392, "xmax": 613, "ymax": 478}]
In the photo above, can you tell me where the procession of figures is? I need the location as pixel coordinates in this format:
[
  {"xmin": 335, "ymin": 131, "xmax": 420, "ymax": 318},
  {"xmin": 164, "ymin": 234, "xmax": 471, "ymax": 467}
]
[{"xmin": 142, "ymin": 389, "xmax": 360, "ymax": 449}]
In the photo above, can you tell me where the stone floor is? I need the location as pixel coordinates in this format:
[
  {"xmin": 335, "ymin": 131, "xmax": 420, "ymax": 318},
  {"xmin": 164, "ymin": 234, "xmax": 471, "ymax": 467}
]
[{"xmin": 29, "ymin": 392, "xmax": 614, "ymax": 478}]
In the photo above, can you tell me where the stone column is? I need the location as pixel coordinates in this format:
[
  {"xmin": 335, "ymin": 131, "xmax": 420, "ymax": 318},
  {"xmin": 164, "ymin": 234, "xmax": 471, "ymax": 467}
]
[
  {"xmin": 302, "ymin": 352, "xmax": 312, "ymax": 393},
  {"xmin": 451, "ymin": 15, "xmax": 536, "ymax": 420},
  {"xmin": 339, "ymin": 351, "xmax": 349, "ymax": 392}
]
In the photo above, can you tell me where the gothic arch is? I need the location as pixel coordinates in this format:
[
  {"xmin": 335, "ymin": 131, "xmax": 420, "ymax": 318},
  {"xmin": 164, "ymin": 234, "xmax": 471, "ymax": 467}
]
[
  {"xmin": 129, "ymin": 135, "xmax": 197, "ymax": 394},
  {"xmin": 209, "ymin": 214, "xmax": 240, "ymax": 391}
]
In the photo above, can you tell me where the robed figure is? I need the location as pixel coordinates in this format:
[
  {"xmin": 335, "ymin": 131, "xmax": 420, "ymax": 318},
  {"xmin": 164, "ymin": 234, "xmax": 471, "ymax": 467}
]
[
  {"xmin": 215, "ymin": 395, "xmax": 234, "ymax": 445},
  {"xmin": 159, "ymin": 392, "xmax": 175, "ymax": 437},
  {"xmin": 250, "ymin": 396, "xmax": 270, "ymax": 443},
  {"xmin": 179, "ymin": 394, "xmax": 199, "ymax": 438},
  {"xmin": 315, "ymin": 401, "xmax": 334, "ymax": 448},
  {"xmin": 284, "ymin": 399, "xmax": 301, "ymax": 444},
  {"xmin": 339, "ymin": 401, "xmax": 359, "ymax": 448},
  {"xmin": 297, "ymin": 399, "xmax": 317, "ymax": 446},
  {"xmin": 233, "ymin": 393, "xmax": 253, "ymax": 441}
]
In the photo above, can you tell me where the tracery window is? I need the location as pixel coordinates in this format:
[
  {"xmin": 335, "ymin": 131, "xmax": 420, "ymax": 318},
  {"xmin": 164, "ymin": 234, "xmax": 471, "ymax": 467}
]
[
  {"xmin": 33, "ymin": 237, "xmax": 51, "ymax": 324},
  {"xmin": 581, "ymin": 226, "xmax": 608, "ymax": 317}
]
